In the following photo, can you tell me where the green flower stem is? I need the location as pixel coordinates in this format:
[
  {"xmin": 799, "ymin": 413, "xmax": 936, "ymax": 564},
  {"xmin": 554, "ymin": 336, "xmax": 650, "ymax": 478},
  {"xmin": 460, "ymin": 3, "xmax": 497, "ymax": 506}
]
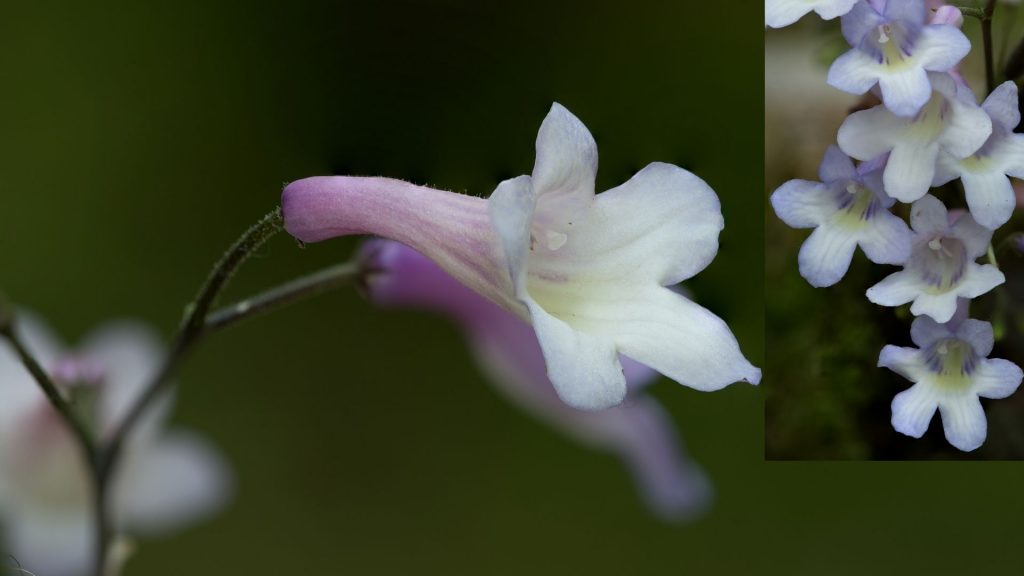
[
  {"xmin": 205, "ymin": 260, "xmax": 367, "ymax": 335},
  {"xmin": 93, "ymin": 207, "xmax": 284, "ymax": 576}
]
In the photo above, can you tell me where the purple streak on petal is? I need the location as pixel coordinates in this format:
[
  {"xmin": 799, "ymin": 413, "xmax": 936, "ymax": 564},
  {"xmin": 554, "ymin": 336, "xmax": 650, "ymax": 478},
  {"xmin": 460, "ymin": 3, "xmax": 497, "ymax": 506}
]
[{"xmin": 361, "ymin": 240, "xmax": 709, "ymax": 520}]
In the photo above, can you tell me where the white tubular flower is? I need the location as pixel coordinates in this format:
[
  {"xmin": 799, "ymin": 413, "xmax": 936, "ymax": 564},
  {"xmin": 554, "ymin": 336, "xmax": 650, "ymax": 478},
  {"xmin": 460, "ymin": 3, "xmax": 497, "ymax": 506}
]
[
  {"xmin": 765, "ymin": 0, "xmax": 859, "ymax": 28},
  {"xmin": 282, "ymin": 103, "xmax": 761, "ymax": 410},
  {"xmin": 879, "ymin": 308, "xmax": 1023, "ymax": 451},
  {"xmin": 933, "ymin": 81, "xmax": 1024, "ymax": 229},
  {"xmin": 866, "ymin": 195, "xmax": 1004, "ymax": 322},
  {"xmin": 837, "ymin": 72, "xmax": 992, "ymax": 203},
  {"xmin": 827, "ymin": 0, "xmax": 970, "ymax": 117},
  {"xmin": 771, "ymin": 146, "xmax": 911, "ymax": 287},
  {"xmin": 0, "ymin": 314, "xmax": 232, "ymax": 576}
]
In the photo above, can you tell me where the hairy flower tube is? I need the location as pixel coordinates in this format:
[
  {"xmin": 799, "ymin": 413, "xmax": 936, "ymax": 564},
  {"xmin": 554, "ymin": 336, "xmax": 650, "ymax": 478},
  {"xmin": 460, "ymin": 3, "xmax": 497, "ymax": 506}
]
[
  {"xmin": 866, "ymin": 195, "xmax": 1004, "ymax": 323},
  {"xmin": 0, "ymin": 314, "xmax": 232, "ymax": 576},
  {"xmin": 837, "ymin": 72, "xmax": 992, "ymax": 203},
  {"xmin": 827, "ymin": 0, "xmax": 971, "ymax": 117},
  {"xmin": 764, "ymin": 0, "xmax": 860, "ymax": 29},
  {"xmin": 879, "ymin": 306, "xmax": 1023, "ymax": 451},
  {"xmin": 360, "ymin": 239, "xmax": 711, "ymax": 520},
  {"xmin": 771, "ymin": 147, "xmax": 911, "ymax": 287},
  {"xmin": 933, "ymin": 81, "xmax": 1024, "ymax": 230},
  {"xmin": 282, "ymin": 103, "xmax": 760, "ymax": 410}
]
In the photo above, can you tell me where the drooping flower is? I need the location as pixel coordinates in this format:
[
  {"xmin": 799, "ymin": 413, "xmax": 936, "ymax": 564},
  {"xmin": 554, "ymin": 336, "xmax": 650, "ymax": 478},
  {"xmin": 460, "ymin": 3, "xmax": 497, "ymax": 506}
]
[
  {"xmin": 879, "ymin": 304, "xmax": 1022, "ymax": 451},
  {"xmin": 282, "ymin": 103, "xmax": 760, "ymax": 410},
  {"xmin": 0, "ymin": 314, "xmax": 232, "ymax": 576},
  {"xmin": 933, "ymin": 81, "xmax": 1024, "ymax": 230},
  {"xmin": 866, "ymin": 195, "xmax": 1004, "ymax": 322},
  {"xmin": 764, "ymin": 0, "xmax": 860, "ymax": 29},
  {"xmin": 360, "ymin": 239, "xmax": 711, "ymax": 520},
  {"xmin": 771, "ymin": 146, "xmax": 911, "ymax": 287},
  {"xmin": 837, "ymin": 72, "xmax": 991, "ymax": 203},
  {"xmin": 828, "ymin": 0, "xmax": 970, "ymax": 117}
]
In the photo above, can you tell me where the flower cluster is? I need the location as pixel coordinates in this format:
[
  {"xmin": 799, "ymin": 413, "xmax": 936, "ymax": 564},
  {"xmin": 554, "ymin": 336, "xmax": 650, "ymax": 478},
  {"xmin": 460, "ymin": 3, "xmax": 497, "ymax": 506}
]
[
  {"xmin": 0, "ymin": 315, "xmax": 231, "ymax": 575},
  {"xmin": 768, "ymin": 0, "xmax": 1024, "ymax": 451}
]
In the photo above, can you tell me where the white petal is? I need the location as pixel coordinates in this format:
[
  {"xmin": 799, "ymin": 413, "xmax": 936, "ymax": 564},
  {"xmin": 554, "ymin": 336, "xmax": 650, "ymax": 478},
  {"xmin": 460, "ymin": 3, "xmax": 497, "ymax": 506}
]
[
  {"xmin": 524, "ymin": 299, "xmax": 626, "ymax": 410},
  {"xmin": 867, "ymin": 270, "xmax": 922, "ymax": 307},
  {"xmin": 531, "ymin": 103, "xmax": 597, "ymax": 229},
  {"xmin": 973, "ymin": 358, "xmax": 1023, "ymax": 400},
  {"xmin": 1002, "ymin": 135, "xmax": 1024, "ymax": 179},
  {"xmin": 879, "ymin": 344, "xmax": 928, "ymax": 382},
  {"xmin": 878, "ymin": 67, "xmax": 932, "ymax": 117},
  {"xmin": 771, "ymin": 179, "xmax": 838, "ymax": 229},
  {"xmin": 956, "ymin": 263, "xmax": 1005, "ymax": 299},
  {"xmin": 932, "ymin": 151, "xmax": 962, "ymax": 187},
  {"xmin": 114, "ymin": 431, "xmax": 232, "ymax": 535},
  {"xmin": 859, "ymin": 211, "xmax": 912, "ymax": 265},
  {"xmin": 909, "ymin": 315, "xmax": 953, "ymax": 349},
  {"xmin": 4, "ymin": 506, "xmax": 93, "ymax": 576},
  {"xmin": 938, "ymin": 395, "xmax": 987, "ymax": 451},
  {"xmin": 838, "ymin": 106, "xmax": 903, "ymax": 161},
  {"xmin": 942, "ymin": 92, "xmax": 993, "ymax": 159},
  {"xmin": 79, "ymin": 322, "xmax": 168, "ymax": 436},
  {"xmin": 961, "ymin": 170, "xmax": 1016, "ymax": 230},
  {"xmin": 488, "ymin": 175, "xmax": 536, "ymax": 296},
  {"xmin": 982, "ymin": 81, "xmax": 1021, "ymax": 131},
  {"xmin": 884, "ymin": 141, "xmax": 940, "ymax": 203},
  {"xmin": 827, "ymin": 49, "xmax": 881, "ymax": 96},
  {"xmin": 798, "ymin": 224, "xmax": 859, "ymax": 287},
  {"xmin": 910, "ymin": 291, "xmax": 959, "ymax": 323},
  {"xmin": 813, "ymin": 0, "xmax": 859, "ymax": 19},
  {"xmin": 956, "ymin": 319, "xmax": 995, "ymax": 358},
  {"xmin": 583, "ymin": 287, "xmax": 761, "ymax": 392},
  {"xmin": 765, "ymin": 0, "xmax": 815, "ymax": 27},
  {"xmin": 537, "ymin": 162, "xmax": 723, "ymax": 286},
  {"xmin": 890, "ymin": 383, "xmax": 939, "ymax": 438},
  {"xmin": 819, "ymin": 145, "xmax": 858, "ymax": 182},
  {"xmin": 916, "ymin": 26, "xmax": 971, "ymax": 73},
  {"xmin": 909, "ymin": 194, "xmax": 949, "ymax": 236},
  {"xmin": 951, "ymin": 212, "xmax": 993, "ymax": 258}
]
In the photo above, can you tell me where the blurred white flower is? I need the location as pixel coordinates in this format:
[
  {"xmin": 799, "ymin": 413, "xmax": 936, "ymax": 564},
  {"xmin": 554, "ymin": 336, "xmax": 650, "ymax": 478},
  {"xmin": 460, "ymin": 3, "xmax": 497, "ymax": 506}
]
[{"xmin": 0, "ymin": 313, "xmax": 232, "ymax": 576}]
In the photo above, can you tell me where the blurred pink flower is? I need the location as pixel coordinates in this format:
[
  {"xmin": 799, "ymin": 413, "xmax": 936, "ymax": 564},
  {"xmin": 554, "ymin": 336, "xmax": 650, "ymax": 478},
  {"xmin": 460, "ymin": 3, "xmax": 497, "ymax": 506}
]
[
  {"xmin": 360, "ymin": 239, "xmax": 712, "ymax": 521},
  {"xmin": 0, "ymin": 314, "xmax": 232, "ymax": 576}
]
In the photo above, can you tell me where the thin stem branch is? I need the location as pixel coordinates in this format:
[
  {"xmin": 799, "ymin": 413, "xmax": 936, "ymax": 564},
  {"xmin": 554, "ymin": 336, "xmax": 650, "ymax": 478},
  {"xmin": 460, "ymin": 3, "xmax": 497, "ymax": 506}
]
[
  {"xmin": 0, "ymin": 320, "xmax": 95, "ymax": 454},
  {"xmin": 205, "ymin": 260, "xmax": 365, "ymax": 334},
  {"xmin": 92, "ymin": 207, "xmax": 284, "ymax": 576}
]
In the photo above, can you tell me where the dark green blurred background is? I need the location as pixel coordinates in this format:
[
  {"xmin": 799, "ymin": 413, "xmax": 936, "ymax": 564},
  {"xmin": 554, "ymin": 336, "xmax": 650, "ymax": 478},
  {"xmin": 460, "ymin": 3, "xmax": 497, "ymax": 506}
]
[
  {"xmin": 1, "ymin": 1, "xmax": 1020, "ymax": 574},
  {"xmin": 765, "ymin": 14, "xmax": 1024, "ymax": 462}
]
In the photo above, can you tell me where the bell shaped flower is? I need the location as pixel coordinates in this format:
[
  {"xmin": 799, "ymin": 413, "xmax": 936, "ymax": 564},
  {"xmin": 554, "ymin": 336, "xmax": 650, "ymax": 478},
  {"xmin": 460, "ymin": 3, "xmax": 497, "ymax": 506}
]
[
  {"xmin": 360, "ymin": 239, "xmax": 711, "ymax": 520},
  {"xmin": 765, "ymin": 0, "xmax": 859, "ymax": 29},
  {"xmin": 933, "ymin": 81, "xmax": 1024, "ymax": 230},
  {"xmin": 0, "ymin": 314, "xmax": 232, "ymax": 576},
  {"xmin": 879, "ymin": 306, "xmax": 1022, "ymax": 451},
  {"xmin": 828, "ymin": 0, "xmax": 970, "ymax": 117},
  {"xmin": 282, "ymin": 103, "xmax": 760, "ymax": 411},
  {"xmin": 837, "ymin": 72, "xmax": 991, "ymax": 203},
  {"xmin": 866, "ymin": 195, "xmax": 1004, "ymax": 322},
  {"xmin": 771, "ymin": 146, "xmax": 912, "ymax": 287}
]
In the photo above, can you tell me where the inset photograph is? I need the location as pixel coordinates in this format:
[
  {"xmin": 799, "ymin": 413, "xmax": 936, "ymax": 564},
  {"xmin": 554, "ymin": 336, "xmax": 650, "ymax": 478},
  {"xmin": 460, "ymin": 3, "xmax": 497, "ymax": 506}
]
[{"xmin": 766, "ymin": 0, "xmax": 1024, "ymax": 459}]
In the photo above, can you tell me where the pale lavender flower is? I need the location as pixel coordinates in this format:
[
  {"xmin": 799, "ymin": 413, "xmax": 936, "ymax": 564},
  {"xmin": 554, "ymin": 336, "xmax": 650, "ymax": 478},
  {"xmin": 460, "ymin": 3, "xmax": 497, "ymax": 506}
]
[
  {"xmin": 933, "ymin": 82, "xmax": 1024, "ymax": 229},
  {"xmin": 282, "ymin": 103, "xmax": 760, "ymax": 411},
  {"xmin": 866, "ymin": 195, "xmax": 1004, "ymax": 322},
  {"xmin": 837, "ymin": 72, "xmax": 991, "ymax": 203},
  {"xmin": 0, "ymin": 314, "xmax": 232, "ymax": 576},
  {"xmin": 765, "ymin": 0, "xmax": 860, "ymax": 29},
  {"xmin": 360, "ymin": 239, "xmax": 711, "ymax": 520},
  {"xmin": 771, "ymin": 147, "xmax": 911, "ymax": 287},
  {"xmin": 879, "ymin": 304, "xmax": 1022, "ymax": 451},
  {"xmin": 828, "ymin": 0, "xmax": 970, "ymax": 117}
]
